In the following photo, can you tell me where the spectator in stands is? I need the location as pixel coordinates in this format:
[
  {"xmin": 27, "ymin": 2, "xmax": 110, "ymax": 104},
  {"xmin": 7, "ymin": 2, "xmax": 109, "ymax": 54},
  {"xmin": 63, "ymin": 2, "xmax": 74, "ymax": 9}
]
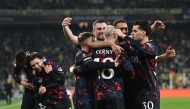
[{"xmin": 4, "ymin": 78, "xmax": 14, "ymax": 105}]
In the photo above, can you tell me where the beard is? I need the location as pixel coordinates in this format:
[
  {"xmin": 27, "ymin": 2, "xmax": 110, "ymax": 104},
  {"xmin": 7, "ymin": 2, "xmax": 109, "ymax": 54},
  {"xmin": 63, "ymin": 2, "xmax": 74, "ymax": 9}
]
[
  {"xmin": 35, "ymin": 65, "xmax": 44, "ymax": 72},
  {"xmin": 96, "ymin": 34, "xmax": 105, "ymax": 41}
]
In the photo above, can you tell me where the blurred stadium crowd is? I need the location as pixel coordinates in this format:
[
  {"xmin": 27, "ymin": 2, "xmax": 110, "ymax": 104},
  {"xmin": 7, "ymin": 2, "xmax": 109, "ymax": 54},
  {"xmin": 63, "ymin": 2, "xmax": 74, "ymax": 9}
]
[
  {"xmin": 0, "ymin": 0, "xmax": 190, "ymax": 99},
  {"xmin": 0, "ymin": 0, "xmax": 190, "ymax": 9}
]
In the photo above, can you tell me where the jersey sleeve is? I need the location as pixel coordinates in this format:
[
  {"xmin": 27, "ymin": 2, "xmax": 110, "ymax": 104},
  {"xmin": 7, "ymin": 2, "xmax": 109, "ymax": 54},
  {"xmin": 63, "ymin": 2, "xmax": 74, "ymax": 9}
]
[
  {"xmin": 124, "ymin": 36, "xmax": 157, "ymax": 55},
  {"xmin": 73, "ymin": 65, "xmax": 87, "ymax": 75},
  {"xmin": 120, "ymin": 50, "xmax": 135, "ymax": 78},
  {"xmin": 121, "ymin": 60, "xmax": 133, "ymax": 72},
  {"xmin": 12, "ymin": 62, "xmax": 22, "ymax": 85},
  {"xmin": 33, "ymin": 86, "xmax": 43, "ymax": 101},
  {"xmin": 47, "ymin": 62, "xmax": 65, "ymax": 85},
  {"xmin": 81, "ymin": 54, "xmax": 115, "ymax": 69},
  {"xmin": 73, "ymin": 51, "xmax": 115, "ymax": 75}
]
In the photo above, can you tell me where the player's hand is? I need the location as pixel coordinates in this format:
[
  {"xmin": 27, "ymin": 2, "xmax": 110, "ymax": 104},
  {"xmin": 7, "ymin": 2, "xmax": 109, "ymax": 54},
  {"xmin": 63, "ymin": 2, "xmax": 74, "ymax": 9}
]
[
  {"xmin": 69, "ymin": 64, "xmax": 75, "ymax": 75},
  {"xmin": 114, "ymin": 55, "xmax": 121, "ymax": 67},
  {"xmin": 27, "ymin": 83, "xmax": 34, "ymax": 89},
  {"xmin": 25, "ymin": 83, "xmax": 34, "ymax": 89},
  {"xmin": 62, "ymin": 17, "xmax": 72, "ymax": 27},
  {"xmin": 21, "ymin": 79, "xmax": 28, "ymax": 87},
  {"xmin": 111, "ymin": 43, "xmax": 124, "ymax": 56},
  {"xmin": 166, "ymin": 46, "xmax": 176, "ymax": 58},
  {"xmin": 44, "ymin": 65, "xmax": 53, "ymax": 73},
  {"xmin": 113, "ymin": 29, "xmax": 126, "ymax": 38},
  {"xmin": 151, "ymin": 20, "xmax": 165, "ymax": 31},
  {"xmin": 21, "ymin": 79, "xmax": 34, "ymax": 88},
  {"xmin": 38, "ymin": 85, "xmax": 46, "ymax": 95}
]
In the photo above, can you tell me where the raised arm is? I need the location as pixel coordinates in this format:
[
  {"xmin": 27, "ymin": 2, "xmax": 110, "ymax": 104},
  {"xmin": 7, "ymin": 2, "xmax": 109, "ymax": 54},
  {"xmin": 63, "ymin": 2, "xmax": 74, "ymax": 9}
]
[
  {"xmin": 157, "ymin": 46, "xmax": 176, "ymax": 64},
  {"xmin": 62, "ymin": 17, "xmax": 78, "ymax": 46},
  {"xmin": 113, "ymin": 29, "xmax": 157, "ymax": 55},
  {"xmin": 151, "ymin": 20, "xmax": 165, "ymax": 32}
]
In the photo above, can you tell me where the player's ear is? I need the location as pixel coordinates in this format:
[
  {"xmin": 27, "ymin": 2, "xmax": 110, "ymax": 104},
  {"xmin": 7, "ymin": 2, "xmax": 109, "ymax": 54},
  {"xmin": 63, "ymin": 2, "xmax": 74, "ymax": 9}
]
[
  {"xmin": 92, "ymin": 29, "xmax": 95, "ymax": 34},
  {"xmin": 142, "ymin": 31, "xmax": 146, "ymax": 36}
]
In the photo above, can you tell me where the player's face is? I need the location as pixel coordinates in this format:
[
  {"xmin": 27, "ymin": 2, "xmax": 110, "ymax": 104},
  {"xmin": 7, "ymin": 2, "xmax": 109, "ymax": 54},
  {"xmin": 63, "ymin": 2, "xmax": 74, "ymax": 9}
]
[
  {"xmin": 115, "ymin": 22, "xmax": 128, "ymax": 35},
  {"xmin": 30, "ymin": 58, "xmax": 44, "ymax": 72},
  {"xmin": 131, "ymin": 25, "xmax": 144, "ymax": 42},
  {"xmin": 92, "ymin": 22, "xmax": 107, "ymax": 41}
]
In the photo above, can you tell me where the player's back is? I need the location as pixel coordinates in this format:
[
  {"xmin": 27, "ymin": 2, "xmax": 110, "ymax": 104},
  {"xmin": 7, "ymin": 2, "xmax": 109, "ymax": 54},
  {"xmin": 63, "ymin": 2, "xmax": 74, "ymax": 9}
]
[{"xmin": 91, "ymin": 47, "xmax": 124, "ymax": 100}]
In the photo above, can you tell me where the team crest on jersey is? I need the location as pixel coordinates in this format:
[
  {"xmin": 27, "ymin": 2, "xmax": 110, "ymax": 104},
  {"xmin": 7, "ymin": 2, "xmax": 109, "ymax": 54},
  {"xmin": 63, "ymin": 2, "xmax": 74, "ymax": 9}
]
[{"xmin": 58, "ymin": 67, "xmax": 63, "ymax": 71}]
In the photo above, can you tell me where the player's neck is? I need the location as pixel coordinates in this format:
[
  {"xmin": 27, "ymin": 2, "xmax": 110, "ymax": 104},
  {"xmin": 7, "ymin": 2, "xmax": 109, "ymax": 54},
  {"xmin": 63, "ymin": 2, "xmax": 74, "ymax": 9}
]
[
  {"xmin": 141, "ymin": 36, "xmax": 149, "ymax": 43},
  {"xmin": 81, "ymin": 46, "xmax": 89, "ymax": 53}
]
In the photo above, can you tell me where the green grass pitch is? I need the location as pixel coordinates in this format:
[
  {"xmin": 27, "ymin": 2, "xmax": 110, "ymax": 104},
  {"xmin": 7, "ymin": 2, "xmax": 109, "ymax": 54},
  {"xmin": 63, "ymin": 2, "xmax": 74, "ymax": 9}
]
[{"xmin": 0, "ymin": 98, "xmax": 189, "ymax": 109}]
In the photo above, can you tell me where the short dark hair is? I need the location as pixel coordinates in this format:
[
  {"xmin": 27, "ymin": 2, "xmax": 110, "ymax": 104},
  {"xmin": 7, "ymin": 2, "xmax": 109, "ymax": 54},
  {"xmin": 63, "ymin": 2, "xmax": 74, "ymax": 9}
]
[
  {"xmin": 15, "ymin": 50, "xmax": 26, "ymax": 63},
  {"xmin": 78, "ymin": 32, "xmax": 94, "ymax": 45},
  {"xmin": 133, "ymin": 20, "xmax": 151, "ymax": 36},
  {"xmin": 113, "ymin": 19, "xmax": 126, "ymax": 27},
  {"xmin": 92, "ymin": 19, "xmax": 108, "ymax": 29},
  {"xmin": 29, "ymin": 53, "xmax": 42, "ymax": 62}
]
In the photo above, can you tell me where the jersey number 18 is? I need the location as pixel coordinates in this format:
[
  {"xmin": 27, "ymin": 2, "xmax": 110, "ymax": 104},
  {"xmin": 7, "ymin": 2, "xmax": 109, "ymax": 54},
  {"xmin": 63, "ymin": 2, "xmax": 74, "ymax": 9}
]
[{"xmin": 94, "ymin": 58, "xmax": 114, "ymax": 79}]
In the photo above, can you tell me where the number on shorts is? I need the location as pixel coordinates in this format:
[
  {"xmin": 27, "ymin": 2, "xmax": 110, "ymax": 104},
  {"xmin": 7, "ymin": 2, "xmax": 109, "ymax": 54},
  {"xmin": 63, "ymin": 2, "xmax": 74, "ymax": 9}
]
[{"xmin": 142, "ymin": 101, "xmax": 154, "ymax": 109}]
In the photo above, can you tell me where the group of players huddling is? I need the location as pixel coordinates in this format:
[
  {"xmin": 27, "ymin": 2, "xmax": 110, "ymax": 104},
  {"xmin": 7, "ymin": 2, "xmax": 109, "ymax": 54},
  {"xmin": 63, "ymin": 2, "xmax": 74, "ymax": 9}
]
[{"xmin": 12, "ymin": 17, "xmax": 176, "ymax": 109}]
